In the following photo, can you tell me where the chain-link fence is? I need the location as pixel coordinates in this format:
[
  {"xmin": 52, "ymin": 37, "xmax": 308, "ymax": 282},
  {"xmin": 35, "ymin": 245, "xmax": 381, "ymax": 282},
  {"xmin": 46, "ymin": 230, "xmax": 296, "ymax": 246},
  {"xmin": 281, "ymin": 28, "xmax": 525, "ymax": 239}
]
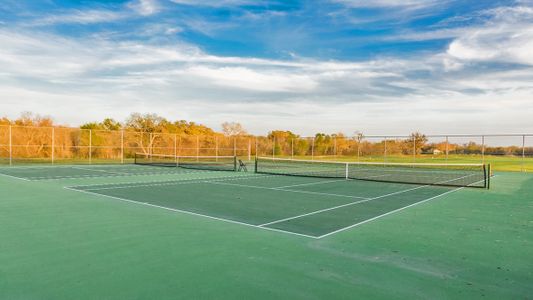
[{"xmin": 0, "ymin": 125, "xmax": 531, "ymax": 172}]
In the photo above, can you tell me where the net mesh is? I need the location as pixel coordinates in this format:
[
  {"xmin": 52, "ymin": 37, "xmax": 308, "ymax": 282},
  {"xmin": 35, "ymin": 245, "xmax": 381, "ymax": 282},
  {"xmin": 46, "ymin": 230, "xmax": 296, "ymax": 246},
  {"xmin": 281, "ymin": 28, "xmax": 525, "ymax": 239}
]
[
  {"xmin": 255, "ymin": 157, "xmax": 489, "ymax": 188},
  {"xmin": 135, "ymin": 153, "xmax": 237, "ymax": 171}
]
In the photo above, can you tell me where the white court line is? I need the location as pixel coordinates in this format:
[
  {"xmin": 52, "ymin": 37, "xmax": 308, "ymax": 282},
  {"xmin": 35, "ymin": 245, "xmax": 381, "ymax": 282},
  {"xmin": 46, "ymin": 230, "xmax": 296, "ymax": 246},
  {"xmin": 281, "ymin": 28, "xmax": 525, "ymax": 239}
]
[
  {"xmin": 63, "ymin": 186, "xmax": 318, "ymax": 239},
  {"xmin": 206, "ymin": 181, "xmax": 370, "ymax": 200},
  {"xmin": 274, "ymin": 179, "xmax": 346, "ymax": 189},
  {"xmin": 70, "ymin": 166, "xmax": 129, "ymax": 175},
  {"xmin": 0, "ymin": 172, "xmax": 32, "ymax": 181},
  {"xmin": 314, "ymin": 177, "xmax": 491, "ymax": 238},
  {"xmin": 259, "ymin": 173, "xmax": 480, "ymax": 228},
  {"xmin": 316, "ymin": 188, "xmax": 462, "ymax": 239},
  {"xmin": 67, "ymin": 173, "xmax": 277, "ymax": 189},
  {"xmin": 26, "ymin": 169, "xmax": 217, "ymax": 181},
  {"xmin": 81, "ymin": 174, "xmax": 278, "ymax": 191},
  {"xmin": 258, "ymin": 183, "xmax": 430, "ymax": 227}
]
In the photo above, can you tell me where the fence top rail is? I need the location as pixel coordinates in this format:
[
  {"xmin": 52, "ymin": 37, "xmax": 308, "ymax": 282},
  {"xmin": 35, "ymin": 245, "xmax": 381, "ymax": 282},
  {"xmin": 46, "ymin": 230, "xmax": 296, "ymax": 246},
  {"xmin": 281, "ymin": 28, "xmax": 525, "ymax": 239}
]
[{"xmin": 1, "ymin": 125, "xmax": 532, "ymax": 139}]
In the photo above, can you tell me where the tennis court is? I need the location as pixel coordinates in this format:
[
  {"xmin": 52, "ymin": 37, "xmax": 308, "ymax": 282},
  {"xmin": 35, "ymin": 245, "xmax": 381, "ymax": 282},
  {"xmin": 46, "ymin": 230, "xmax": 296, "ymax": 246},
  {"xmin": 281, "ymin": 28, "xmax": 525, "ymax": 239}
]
[
  {"xmin": 1, "ymin": 155, "xmax": 532, "ymax": 299},
  {"xmin": 2, "ymin": 155, "xmax": 489, "ymax": 238}
]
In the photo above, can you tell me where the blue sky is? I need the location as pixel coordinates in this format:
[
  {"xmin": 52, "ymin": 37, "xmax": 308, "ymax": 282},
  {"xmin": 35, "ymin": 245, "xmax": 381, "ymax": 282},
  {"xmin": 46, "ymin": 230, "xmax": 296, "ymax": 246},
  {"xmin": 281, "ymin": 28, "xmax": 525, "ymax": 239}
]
[{"xmin": 1, "ymin": 0, "xmax": 532, "ymax": 135}]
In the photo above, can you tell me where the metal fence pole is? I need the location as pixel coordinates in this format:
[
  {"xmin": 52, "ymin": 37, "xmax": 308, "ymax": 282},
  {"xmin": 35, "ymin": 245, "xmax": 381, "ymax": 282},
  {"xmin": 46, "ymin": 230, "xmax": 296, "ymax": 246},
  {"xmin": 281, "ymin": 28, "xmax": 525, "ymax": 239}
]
[
  {"xmin": 174, "ymin": 134, "xmax": 178, "ymax": 163},
  {"xmin": 255, "ymin": 137, "xmax": 258, "ymax": 158},
  {"xmin": 178, "ymin": 135, "xmax": 182, "ymax": 157},
  {"xmin": 248, "ymin": 138, "xmax": 251, "ymax": 161},
  {"xmin": 215, "ymin": 136, "xmax": 219, "ymax": 159},
  {"xmin": 523, "ymin": 135, "xmax": 526, "ymax": 172},
  {"xmin": 149, "ymin": 133, "xmax": 153, "ymax": 156},
  {"xmin": 481, "ymin": 135, "xmax": 485, "ymax": 164},
  {"xmin": 384, "ymin": 137, "xmax": 387, "ymax": 162},
  {"xmin": 197, "ymin": 136, "xmax": 200, "ymax": 161},
  {"xmin": 272, "ymin": 137, "xmax": 275, "ymax": 158},
  {"xmin": 357, "ymin": 139, "xmax": 360, "ymax": 162},
  {"xmin": 311, "ymin": 137, "xmax": 315, "ymax": 160},
  {"xmin": 89, "ymin": 129, "xmax": 92, "ymax": 164},
  {"xmin": 51, "ymin": 127, "xmax": 55, "ymax": 164},
  {"xmin": 119, "ymin": 130, "xmax": 124, "ymax": 163},
  {"xmin": 291, "ymin": 138, "xmax": 294, "ymax": 159},
  {"xmin": 413, "ymin": 138, "xmax": 416, "ymax": 162},
  {"xmin": 334, "ymin": 136, "xmax": 337, "ymax": 158},
  {"xmin": 233, "ymin": 137, "xmax": 237, "ymax": 157},
  {"xmin": 9, "ymin": 125, "xmax": 12, "ymax": 166},
  {"xmin": 445, "ymin": 136, "xmax": 449, "ymax": 163}
]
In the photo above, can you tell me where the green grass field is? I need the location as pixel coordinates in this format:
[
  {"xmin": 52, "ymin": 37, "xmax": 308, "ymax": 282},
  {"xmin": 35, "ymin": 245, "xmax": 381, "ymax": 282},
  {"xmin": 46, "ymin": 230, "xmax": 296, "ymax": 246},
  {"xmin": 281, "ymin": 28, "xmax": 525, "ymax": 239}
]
[{"xmin": 0, "ymin": 163, "xmax": 532, "ymax": 299}]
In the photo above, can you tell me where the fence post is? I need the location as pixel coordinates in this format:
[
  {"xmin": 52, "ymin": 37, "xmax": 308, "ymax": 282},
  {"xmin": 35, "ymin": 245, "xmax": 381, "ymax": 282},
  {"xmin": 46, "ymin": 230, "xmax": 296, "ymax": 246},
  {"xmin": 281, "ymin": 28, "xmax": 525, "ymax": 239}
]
[
  {"xmin": 272, "ymin": 137, "xmax": 275, "ymax": 158},
  {"xmin": 413, "ymin": 138, "xmax": 416, "ymax": 163},
  {"xmin": 248, "ymin": 138, "xmax": 251, "ymax": 161},
  {"xmin": 523, "ymin": 135, "xmax": 526, "ymax": 172},
  {"xmin": 311, "ymin": 137, "xmax": 315, "ymax": 160},
  {"xmin": 51, "ymin": 127, "xmax": 55, "ymax": 164},
  {"xmin": 445, "ymin": 136, "xmax": 449, "ymax": 163},
  {"xmin": 149, "ymin": 133, "xmax": 153, "ymax": 156},
  {"xmin": 9, "ymin": 125, "xmax": 12, "ymax": 166},
  {"xmin": 197, "ymin": 136, "xmax": 200, "ymax": 161},
  {"xmin": 357, "ymin": 139, "xmax": 360, "ymax": 162},
  {"xmin": 334, "ymin": 136, "xmax": 337, "ymax": 158},
  {"xmin": 120, "ymin": 130, "xmax": 124, "ymax": 163},
  {"xmin": 233, "ymin": 137, "xmax": 237, "ymax": 157},
  {"xmin": 89, "ymin": 129, "xmax": 92, "ymax": 164},
  {"xmin": 215, "ymin": 136, "xmax": 218, "ymax": 159},
  {"xmin": 255, "ymin": 137, "xmax": 258, "ymax": 158},
  {"xmin": 481, "ymin": 135, "xmax": 485, "ymax": 164},
  {"xmin": 384, "ymin": 137, "xmax": 387, "ymax": 162},
  {"xmin": 291, "ymin": 138, "xmax": 294, "ymax": 159},
  {"xmin": 174, "ymin": 134, "xmax": 178, "ymax": 162}
]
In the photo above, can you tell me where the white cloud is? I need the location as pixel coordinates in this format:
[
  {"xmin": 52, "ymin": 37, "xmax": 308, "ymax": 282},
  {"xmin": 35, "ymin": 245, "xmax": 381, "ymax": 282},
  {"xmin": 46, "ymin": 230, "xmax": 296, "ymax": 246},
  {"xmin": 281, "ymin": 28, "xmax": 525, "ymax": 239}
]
[
  {"xmin": 333, "ymin": 0, "xmax": 443, "ymax": 9},
  {"xmin": 1, "ymin": 3, "xmax": 533, "ymax": 135},
  {"xmin": 169, "ymin": 0, "xmax": 254, "ymax": 7},
  {"xmin": 128, "ymin": 0, "xmax": 160, "ymax": 16},
  {"xmin": 33, "ymin": 9, "xmax": 126, "ymax": 25}
]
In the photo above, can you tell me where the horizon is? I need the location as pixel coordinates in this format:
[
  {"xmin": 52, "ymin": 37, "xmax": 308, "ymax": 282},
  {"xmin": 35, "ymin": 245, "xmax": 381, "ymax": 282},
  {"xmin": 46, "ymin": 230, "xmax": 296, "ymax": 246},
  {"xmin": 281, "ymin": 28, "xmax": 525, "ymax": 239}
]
[{"xmin": 1, "ymin": 0, "xmax": 533, "ymax": 135}]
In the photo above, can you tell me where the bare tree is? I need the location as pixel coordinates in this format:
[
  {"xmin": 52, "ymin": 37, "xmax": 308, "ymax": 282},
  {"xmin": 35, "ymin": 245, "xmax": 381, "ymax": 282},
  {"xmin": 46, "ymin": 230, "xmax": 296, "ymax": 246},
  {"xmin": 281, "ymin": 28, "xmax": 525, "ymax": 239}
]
[{"xmin": 221, "ymin": 122, "xmax": 247, "ymax": 136}]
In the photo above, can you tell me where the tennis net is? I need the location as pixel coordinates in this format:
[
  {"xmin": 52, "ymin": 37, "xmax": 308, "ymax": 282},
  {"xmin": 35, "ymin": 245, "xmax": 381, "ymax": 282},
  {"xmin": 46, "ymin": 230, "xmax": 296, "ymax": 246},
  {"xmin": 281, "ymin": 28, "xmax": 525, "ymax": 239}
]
[
  {"xmin": 135, "ymin": 153, "xmax": 237, "ymax": 171},
  {"xmin": 255, "ymin": 157, "xmax": 490, "ymax": 188}
]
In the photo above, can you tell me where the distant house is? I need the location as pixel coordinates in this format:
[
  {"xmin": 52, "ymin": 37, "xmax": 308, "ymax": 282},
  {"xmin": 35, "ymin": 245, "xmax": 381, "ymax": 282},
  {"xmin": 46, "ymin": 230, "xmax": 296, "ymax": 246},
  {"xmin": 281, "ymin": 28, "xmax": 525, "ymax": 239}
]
[{"xmin": 433, "ymin": 149, "xmax": 442, "ymax": 155}]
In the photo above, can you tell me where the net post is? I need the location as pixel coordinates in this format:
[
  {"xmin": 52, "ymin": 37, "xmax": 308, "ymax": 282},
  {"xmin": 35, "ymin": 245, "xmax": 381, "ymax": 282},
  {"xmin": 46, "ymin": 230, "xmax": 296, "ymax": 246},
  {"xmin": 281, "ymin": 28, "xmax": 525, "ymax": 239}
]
[
  {"xmin": 8, "ymin": 125, "xmax": 12, "ymax": 166},
  {"xmin": 121, "ymin": 129, "xmax": 124, "ymax": 164},
  {"xmin": 234, "ymin": 155, "xmax": 237, "ymax": 171},
  {"xmin": 51, "ymin": 127, "xmax": 55, "ymax": 164},
  {"xmin": 345, "ymin": 163, "xmax": 348, "ymax": 180},
  {"xmin": 487, "ymin": 164, "xmax": 491, "ymax": 189},
  {"xmin": 89, "ymin": 129, "xmax": 92, "ymax": 164},
  {"xmin": 522, "ymin": 135, "xmax": 526, "ymax": 173}
]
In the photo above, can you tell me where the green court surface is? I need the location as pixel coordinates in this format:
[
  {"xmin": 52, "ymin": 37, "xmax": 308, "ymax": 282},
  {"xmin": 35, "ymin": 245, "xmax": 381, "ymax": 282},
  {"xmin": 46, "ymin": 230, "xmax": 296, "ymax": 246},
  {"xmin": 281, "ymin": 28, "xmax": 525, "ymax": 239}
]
[{"xmin": 1, "ymin": 164, "xmax": 532, "ymax": 299}]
